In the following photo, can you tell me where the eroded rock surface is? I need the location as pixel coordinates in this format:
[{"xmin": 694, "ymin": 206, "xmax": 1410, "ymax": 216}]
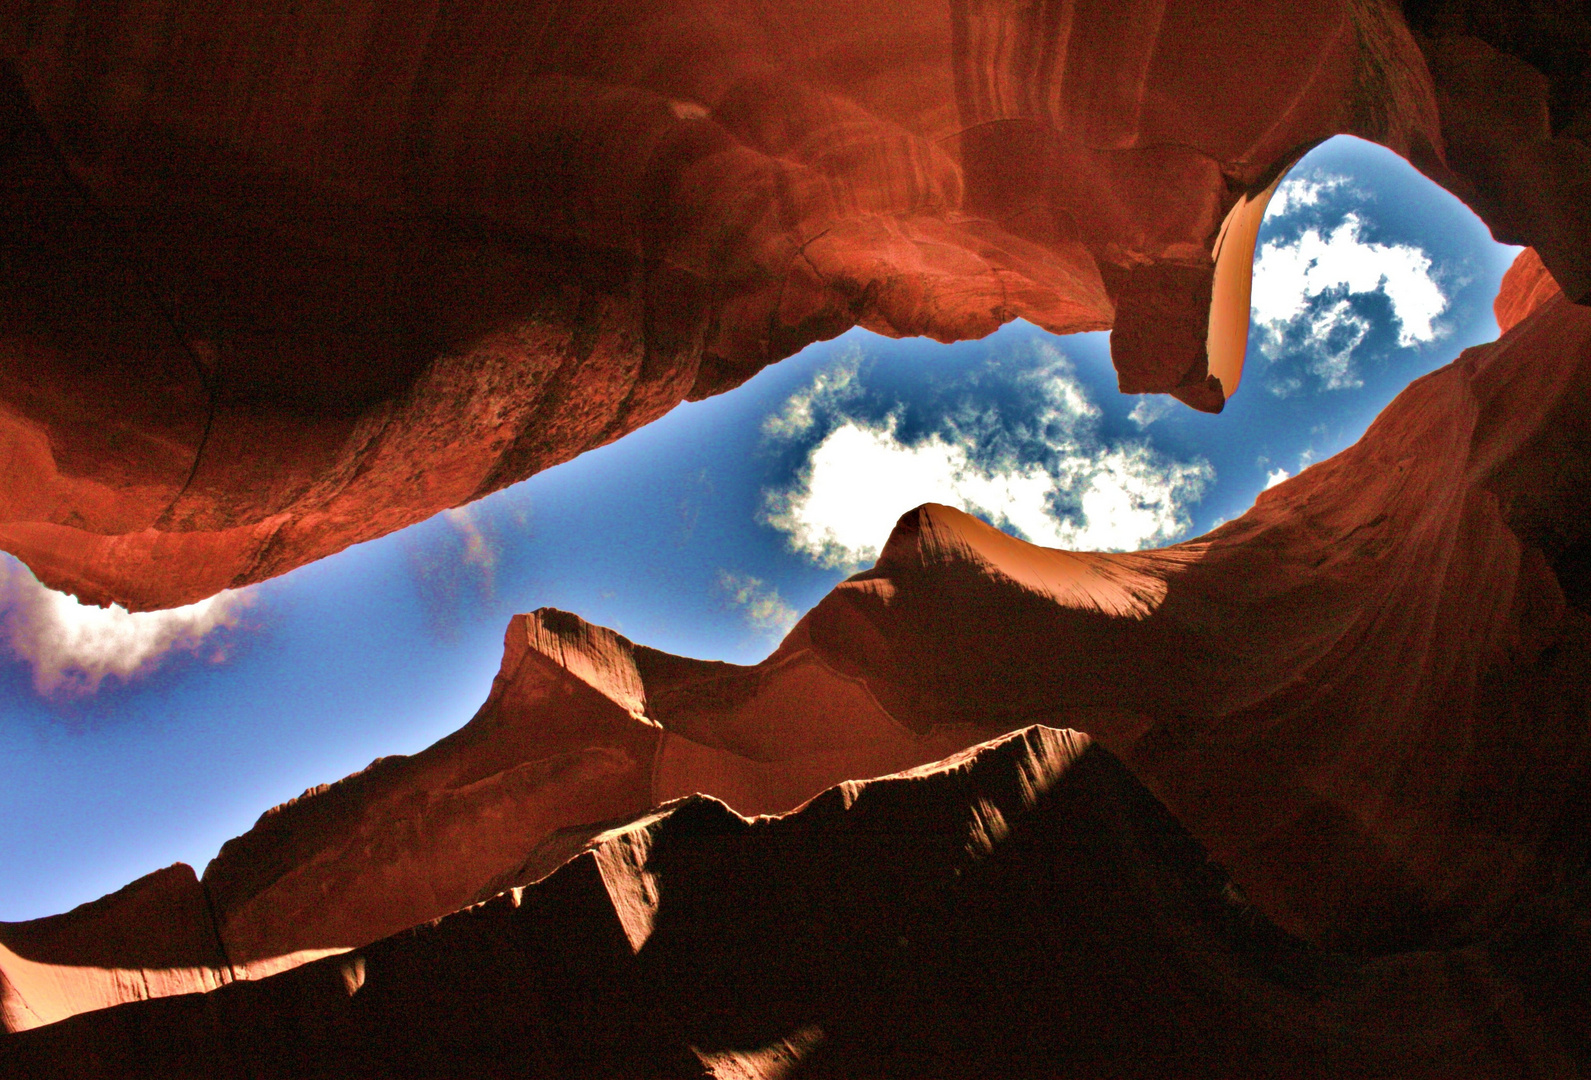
[
  {"xmin": 0, "ymin": 865, "xmax": 228, "ymax": 1033},
  {"xmin": 1495, "ymin": 246, "xmax": 1563, "ymax": 333},
  {"xmin": 3, "ymin": 5, "xmax": 1590, "ymax": 1065},
  {"xmin": 8, "ymin": 726, "xmax": 1591, "ymax": 1079},
  {"xmin": 222, "ymin": 274, "xmax": 1591, "ymax": 961},
  {"xmin": 6, "ymin": 255, "xmax": 1589, "ymax": 1036},
  {"xmin": 1, "ymin": 0, "xmax": 1586, "ymax": 608}
]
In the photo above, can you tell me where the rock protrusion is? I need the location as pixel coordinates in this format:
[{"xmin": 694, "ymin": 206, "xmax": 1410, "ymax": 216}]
[
  {"xmin": 10, "ymin": 725, "xmax": 1591, "ymax": 1078},
  {"xmin": 3, "ymin": 1, "xmax": 1584, "ymax": 608},
  {"xmin": 0, "ymin": 864, "xmax": 230, "ymax": 1033},
  {"xmin": 1495, "ymin": 247, "xmax": 1564, "ymax": 333},
  {"xmin": 10, "ymin": 282, "xmax": 1591, "ymax": 1033}
]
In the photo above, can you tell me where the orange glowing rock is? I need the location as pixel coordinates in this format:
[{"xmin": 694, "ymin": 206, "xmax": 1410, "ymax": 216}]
[
  {"xmin": 1495, "ymin": 247, "xmax": 1563, "ymax": 334},
  {"xmin": 2, "ymin": 0, "xmax": 1586, "ymax": 609}
]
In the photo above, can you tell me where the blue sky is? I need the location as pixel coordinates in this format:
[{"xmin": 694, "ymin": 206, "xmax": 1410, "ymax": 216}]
[{"xmin": 0, "ymin": 137, "xmax": 1521, "ymax": 921}]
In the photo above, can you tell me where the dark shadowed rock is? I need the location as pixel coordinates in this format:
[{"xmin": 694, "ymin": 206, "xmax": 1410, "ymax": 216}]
[{"xmin": 8, "ymin": 726, "xmax": 1591, "ymax": 1078}]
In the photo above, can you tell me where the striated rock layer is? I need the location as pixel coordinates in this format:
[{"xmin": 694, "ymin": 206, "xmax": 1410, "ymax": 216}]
[
  {"xmin": 1, "ymin": 0, "xmax": 1587, "ymax": 609},
  {"xmin": 5, "ymin": 250, "xmax": 1588, "ymax": 1036},
  {"xmin": 1494, "ymin": 245, "xmax": 1564, "ymax": 333},
  {"xmin": 7, "ymin": 726, "xmax": 1591, "ymax": 1078},
  {"xmin": 0, "ymin": 865, "xmax": 227, "ymax": 1033}
]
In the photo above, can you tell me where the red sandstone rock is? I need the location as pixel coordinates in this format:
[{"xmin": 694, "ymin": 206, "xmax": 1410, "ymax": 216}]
[
  {"xmin": 1495, "ymin": 247, "xmax": 1563, "ymax": 333},
  {"xmin": 0, "ymin": 0, "xmax": 1584, "ymax": 609},
  {"xmin": 224, "ymin": 281, "xmax": 1591, "ymax": 956},
  {"xmin": 7, "ymin": 280, "xmax": 1588, "ymax": 1036},
  {"xmin": 812, "ymin": 288, "xmax": 1591, "ymax": 951},
  {"xmin": 1403, "ymin": 1, "xmax": 1591, "ymax": 305},
  {"xmin": 201, "ymin": 612, "xmax": 665, "ymax": 981},
  {"xmin": 198, "ymin": 605, "xmax": 986, "ymax": 982},
  {"xmin": 4, "ymin": 1, "xmax": 1591, "ymax": 1057},
  {"xmin": 0, "ymin": 864, "xmax": 228, "ymax": 1032},
  {"xmin": 8, "ymin": 726, "xmax": 1591, "ymax": 1078}
]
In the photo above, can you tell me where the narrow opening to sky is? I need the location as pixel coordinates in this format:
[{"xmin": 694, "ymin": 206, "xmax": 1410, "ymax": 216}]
[{"xmin": 0, "ymin": 136, "xmax": 1523, "ymax": 920}]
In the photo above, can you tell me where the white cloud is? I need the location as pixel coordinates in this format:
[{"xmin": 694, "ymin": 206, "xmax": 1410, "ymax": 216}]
[
  {"xmin": 0, "ymin": 558, "xmax": 249, "ymax": 697},
  {"xmin": 761, "ymin": 350, "xmax": 861, "ymax": 439},
  {"xmin": 764, "ymin": 420, "xmax": 1043, "ymax": 567},
  {"xmin": 1048, "ymin": 444, "xmax": 1213, "ymax": 551},
  {"xmin": 1254, "ymin": 213, "xmax": 1444, "ymax": 346},
  {"xmin": 1252, "ymin": 212, "xmax": 1447, "ymax": 391},
  {"xmin": 762, "ymin": 407, "xmax": 1210, "ymax": 569},
  {"xmin": 1026, "ymin": 365, "xmax": 1099, "ymax": 428},
  {"xmin": 716, "ymin": 571, "xmax": 799, "ymax": 637},
  {"xmin": 1302, "ymin": 299, "xmax": 1372, "ymax": 390},
  {"xmin": 1266, "ymin": 172, "xmax": 1350, "ymax": 218},
  {"xmin": 1127, "ymin": 396, "xmax": 1174, "ymax": 429},
  {"xmin": 1264, "ymin": 468, "xmax": 1291, "ymax": 489}
]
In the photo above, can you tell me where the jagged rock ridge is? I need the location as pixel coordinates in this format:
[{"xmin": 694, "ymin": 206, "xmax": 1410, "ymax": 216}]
[
  {"xmin": 8, "ymin": 725, "xmax": 1591, "ymax": 1078},
  {"xmin": 1, "ymin": 3, "xmax": 1589, "ymax": 1071}
]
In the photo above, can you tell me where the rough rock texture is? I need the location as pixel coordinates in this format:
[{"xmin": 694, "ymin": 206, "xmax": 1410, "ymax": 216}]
[
  {"xmin": 1494, "ymin": 246, "xmax": 1563, "ymax": 333},
  {"xmin": 781, "ymin": 282, "xmax": 1591, "ymax": 954},
  {"xmin": 6, "ymin": 254, "xmax": 1588, "ymax": 1037},
  {"xmin": 193, "ymin": 607, "xmax": 988, "ymax": 977},
  {"xmin": 1, "ymin": 0, "xmax": 1586, "ymax": 609},
  {"xmin": 0, "ymin": 601, "xmax": 987, "ymax": 1031},
  {"xmin": 0, "ymin": 865, "xmax": 228, "ymax": 1033},
  {"xmin": 2, "ymin": 4, "xmax": 1590, "ymax": 1064},
  {"xmin": 8, "ymin": 726, "xmax": 1591, "ymax": 1079}
]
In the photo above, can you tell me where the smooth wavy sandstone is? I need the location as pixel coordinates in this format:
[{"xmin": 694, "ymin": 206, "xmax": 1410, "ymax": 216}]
[
  {"xmin": 8, "ymin": 725, "xmax": 1591, "ymax": 1078},
  {"xmin": 3, "ymin": 1, "xmax": 1590, "ymax": 1065},
  {"xmin": 1, "ymin": 0, "xmax": 1587, "ymax": 609},
  {"xmin": 215, "ymin": 265, "xmax": 1591, "ymax": 961},
  {"xmin": 5, "ymin": 250, "xmax": 1588, "ymax": 1039}
]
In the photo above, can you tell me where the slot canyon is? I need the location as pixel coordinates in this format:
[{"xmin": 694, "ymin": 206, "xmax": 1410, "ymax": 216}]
[{"xmin": 2, "ymin": 0, "xmax": 1591, "ymax": 1075}]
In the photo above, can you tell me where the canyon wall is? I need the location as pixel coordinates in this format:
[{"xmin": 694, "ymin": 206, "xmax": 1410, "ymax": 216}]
[
  {"xmin": 209, "ymin": 250, "xmax": 1591, "ymax": 962},
  {"xmin": 0, "ymin": 0, "xmax": 1586, "ymax": 609},
  {"xmin": 8, "ymin": 725, "xmax": 1591, "ymax": 1078},
  {"xmin": 3, "ymin": 1, "xmax": 1591, "ymax": 1069},
  {"xmin": 5, "ymin": 246, "xmax": 1587, "ymax": 1048},
  {"xmin": 0, "ymin": 865, "xmax": 227, "ymax": 1033}
]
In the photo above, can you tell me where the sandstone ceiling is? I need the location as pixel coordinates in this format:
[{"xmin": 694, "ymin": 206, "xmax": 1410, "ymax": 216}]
[{"xmin": 1, "ymin": 0, "xmax": 1586, "ymax": 610}]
